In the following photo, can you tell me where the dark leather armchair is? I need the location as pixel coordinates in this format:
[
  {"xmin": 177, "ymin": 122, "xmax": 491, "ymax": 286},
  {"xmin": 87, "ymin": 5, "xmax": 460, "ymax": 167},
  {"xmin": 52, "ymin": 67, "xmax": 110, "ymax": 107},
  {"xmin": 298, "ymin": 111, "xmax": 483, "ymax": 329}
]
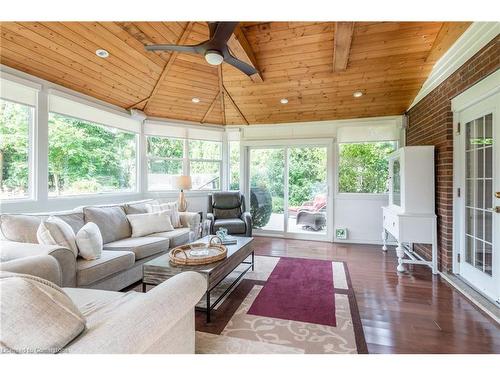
[{"xmin": 207, "ymin": 192, "xmax": 252, "ymax": 237}]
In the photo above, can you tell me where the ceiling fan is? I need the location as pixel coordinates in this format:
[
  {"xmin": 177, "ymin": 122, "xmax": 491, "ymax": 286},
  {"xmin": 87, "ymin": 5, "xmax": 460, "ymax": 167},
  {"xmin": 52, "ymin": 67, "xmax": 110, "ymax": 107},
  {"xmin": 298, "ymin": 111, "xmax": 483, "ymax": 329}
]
[{"xmin": 144, "ymin": 22, "xmax": 258, "ymax": 76}]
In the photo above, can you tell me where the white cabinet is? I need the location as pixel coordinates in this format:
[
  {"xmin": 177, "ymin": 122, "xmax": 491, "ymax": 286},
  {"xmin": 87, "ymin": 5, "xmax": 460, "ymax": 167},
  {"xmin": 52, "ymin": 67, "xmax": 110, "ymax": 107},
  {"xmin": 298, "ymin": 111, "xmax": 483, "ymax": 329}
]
[{"xmin": 382, "ymin": 146, "xmax": 438, "ymax": 273}]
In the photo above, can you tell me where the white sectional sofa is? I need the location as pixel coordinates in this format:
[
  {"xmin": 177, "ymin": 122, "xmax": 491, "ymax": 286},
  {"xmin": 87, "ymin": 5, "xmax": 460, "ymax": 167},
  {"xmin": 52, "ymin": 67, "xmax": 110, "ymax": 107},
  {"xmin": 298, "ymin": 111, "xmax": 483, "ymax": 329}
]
[{"xmin": 0, "ymin": 199, "xmax": 200, "ymax": 291}]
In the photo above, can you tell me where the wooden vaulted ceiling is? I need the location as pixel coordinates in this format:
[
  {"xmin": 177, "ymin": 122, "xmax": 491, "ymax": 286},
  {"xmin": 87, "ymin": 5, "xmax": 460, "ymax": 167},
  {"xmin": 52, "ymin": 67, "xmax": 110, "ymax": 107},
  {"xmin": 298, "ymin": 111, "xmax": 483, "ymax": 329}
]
[{"xmin": 0, "ymin": 21, "xmax": 471, "ymax": 125}]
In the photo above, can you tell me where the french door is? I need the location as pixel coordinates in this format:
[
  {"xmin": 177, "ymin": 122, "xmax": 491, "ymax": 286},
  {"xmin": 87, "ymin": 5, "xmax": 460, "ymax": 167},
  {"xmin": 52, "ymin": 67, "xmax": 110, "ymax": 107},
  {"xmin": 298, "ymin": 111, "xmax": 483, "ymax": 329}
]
[
  {"xmin": 458, "ymin": 92, "xmax": 500, "ymax": 303},
  {"xmin": 246, "ymin": 142, "xmax": 333, "ymax": 241}
]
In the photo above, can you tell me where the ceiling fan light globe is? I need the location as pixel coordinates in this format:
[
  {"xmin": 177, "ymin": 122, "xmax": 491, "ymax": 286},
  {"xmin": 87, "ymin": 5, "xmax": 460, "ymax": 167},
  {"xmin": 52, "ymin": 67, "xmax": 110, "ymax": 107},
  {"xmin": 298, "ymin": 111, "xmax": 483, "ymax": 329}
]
[{"xmin": 205, "ymin": 50, "xmax": 224, "ymax": 65}]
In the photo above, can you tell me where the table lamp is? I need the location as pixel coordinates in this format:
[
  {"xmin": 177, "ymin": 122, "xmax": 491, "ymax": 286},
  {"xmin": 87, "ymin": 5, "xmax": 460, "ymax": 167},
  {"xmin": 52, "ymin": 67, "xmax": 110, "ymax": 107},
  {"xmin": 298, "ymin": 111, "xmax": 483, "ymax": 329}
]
[{"xmin": 176, "ymin": 175, "xmax": 192, "ymax": 212}]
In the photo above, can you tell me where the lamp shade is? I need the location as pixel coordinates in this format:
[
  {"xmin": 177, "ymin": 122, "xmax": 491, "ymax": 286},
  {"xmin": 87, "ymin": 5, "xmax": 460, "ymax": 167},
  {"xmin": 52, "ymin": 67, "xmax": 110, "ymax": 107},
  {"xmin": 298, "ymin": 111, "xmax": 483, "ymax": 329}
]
[{"xmin": 176, "ymin": 175, "xmax": 192, "ymax": 190}]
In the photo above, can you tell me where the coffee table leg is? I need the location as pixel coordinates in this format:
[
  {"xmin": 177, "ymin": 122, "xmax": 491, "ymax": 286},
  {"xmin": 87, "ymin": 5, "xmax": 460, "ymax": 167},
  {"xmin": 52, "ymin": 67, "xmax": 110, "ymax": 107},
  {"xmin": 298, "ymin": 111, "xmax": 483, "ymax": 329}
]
[
  {"xmin": 142, "ymin": 283, "xmax": 147, "ymax": 293},
  {"xmin": 206, "ymin": 290, "xmax": 211, "ymax": 323},
  {"xmin": 251, "ymin": 251, "xmax": 255, "ymax": 271}
]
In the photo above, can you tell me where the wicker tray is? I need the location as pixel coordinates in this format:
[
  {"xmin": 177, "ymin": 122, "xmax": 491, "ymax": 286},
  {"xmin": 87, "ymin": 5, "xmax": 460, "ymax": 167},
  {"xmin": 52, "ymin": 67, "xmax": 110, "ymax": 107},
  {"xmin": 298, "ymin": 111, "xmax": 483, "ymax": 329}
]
[{"xmin": 169, "ymin": 237, "xmax": 227, "ymax": 266}]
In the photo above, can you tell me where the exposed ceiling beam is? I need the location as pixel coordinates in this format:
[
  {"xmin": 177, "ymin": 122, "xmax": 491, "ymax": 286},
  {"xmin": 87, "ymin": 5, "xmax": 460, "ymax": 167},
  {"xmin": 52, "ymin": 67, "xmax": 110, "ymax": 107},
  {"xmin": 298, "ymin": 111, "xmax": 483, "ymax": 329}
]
[
  {"xmin": 223, "ymin": 84, "xmax": 249, "ymax": 125},
  {"xmin": 200, "ymin": 93, "xmax": 220, "ymax": 123},
  {"xmin": 128, "ymin": 22, "xmax": 195, "ymax": 112},
  {"xmin": 218, "ymin": 65, "xmax": 226, "ymax": 125},
  {"xmin": 425, "ymin": 22, "xmax": 471, "ymax": 63},
  {"xmin": 333, "ymin": 22, "xmax": 354, "ymax": 72},
  {"xmin": 227, "ymin": 26, "xmax": 263, "ymax": 83}
]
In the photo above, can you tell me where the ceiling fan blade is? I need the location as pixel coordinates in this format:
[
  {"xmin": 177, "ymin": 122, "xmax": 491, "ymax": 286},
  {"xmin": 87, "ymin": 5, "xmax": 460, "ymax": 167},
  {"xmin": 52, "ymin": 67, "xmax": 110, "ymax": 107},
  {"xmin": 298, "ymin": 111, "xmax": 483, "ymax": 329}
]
[
  {"xmin": 210, "ymin": 22, "xmax": 239, "ymax": 44},
  {"xmin": 223, "ymin": 54, "xmax": 258, "ymax": 76},
  {"xmin": 208, "ymin": 22, "xmax": 218, "ymax": 39},
  {"xmin": 145, "ymin": 44, "xmax": 199, "ymax": 53}
]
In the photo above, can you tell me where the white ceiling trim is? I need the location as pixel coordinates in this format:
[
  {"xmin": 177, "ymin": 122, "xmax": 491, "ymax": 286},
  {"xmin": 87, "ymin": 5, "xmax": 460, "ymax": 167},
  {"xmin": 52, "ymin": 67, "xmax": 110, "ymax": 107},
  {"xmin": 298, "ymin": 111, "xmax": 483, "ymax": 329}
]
[{"xmin": 408, "ymin": 22, "xmax": 500, "ymax": 110}]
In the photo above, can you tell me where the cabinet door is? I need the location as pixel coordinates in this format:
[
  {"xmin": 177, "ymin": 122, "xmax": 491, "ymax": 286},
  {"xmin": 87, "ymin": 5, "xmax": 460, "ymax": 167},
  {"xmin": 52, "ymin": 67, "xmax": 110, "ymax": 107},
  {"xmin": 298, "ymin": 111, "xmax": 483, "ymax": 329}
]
[{"xmin": 390, "ymin": 157, "xmax": 402, "ymax": 208}]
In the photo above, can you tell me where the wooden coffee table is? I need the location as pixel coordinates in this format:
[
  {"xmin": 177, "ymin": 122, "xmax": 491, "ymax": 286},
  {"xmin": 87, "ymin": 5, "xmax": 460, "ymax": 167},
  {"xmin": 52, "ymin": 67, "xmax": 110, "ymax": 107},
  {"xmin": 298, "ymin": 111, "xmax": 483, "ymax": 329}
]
[{"xmin": 142, "ymin": 236, "xmax": 254, "ymax": 322}]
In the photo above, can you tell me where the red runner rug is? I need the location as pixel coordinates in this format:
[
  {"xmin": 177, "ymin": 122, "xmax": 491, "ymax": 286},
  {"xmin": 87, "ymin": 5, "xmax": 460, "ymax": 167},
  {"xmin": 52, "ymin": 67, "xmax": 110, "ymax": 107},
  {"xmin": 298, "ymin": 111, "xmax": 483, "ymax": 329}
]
[{"xmin": 247, "ymin": 257, "xmax": 336, "ymax": 326}]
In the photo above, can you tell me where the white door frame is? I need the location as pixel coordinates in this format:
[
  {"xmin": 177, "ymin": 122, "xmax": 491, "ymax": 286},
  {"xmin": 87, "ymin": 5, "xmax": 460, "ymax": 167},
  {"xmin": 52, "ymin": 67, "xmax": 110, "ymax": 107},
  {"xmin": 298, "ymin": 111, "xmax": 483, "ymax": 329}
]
[
  {"xmin": 243, "ymin": 138, "xmax": 335, "ymax": 242},
  {"xmin": 452, "ymin": 69, "xmax": 500, "ymax": 303}
]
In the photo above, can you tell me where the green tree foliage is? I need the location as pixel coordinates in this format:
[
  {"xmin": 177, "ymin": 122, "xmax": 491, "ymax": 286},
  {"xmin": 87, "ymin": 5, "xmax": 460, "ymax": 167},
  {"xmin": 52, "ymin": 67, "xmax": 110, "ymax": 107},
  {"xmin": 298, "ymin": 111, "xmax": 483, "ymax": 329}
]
[
  {"xmin": 338, "ymin": 142, "xmax": 396, "ymax": 193},
  {"xmin": 48, "ymin": 113, "xmax": 136, "ymax": 195},
  {"xmin": 0, "ymin": 99, "xmax": 31, "ymax": 198}
]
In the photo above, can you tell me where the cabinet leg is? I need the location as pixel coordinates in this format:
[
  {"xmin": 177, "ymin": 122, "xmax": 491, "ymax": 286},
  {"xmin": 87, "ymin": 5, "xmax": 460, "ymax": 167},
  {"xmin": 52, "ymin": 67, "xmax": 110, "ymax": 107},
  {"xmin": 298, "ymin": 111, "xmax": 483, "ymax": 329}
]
[
  {"xmin": 396, "ymin": 243, "xmax": 405, "ymax": 272},
  {"xmin": 382, "ymin": 229, "xmax": 388, "ymax": 252}
]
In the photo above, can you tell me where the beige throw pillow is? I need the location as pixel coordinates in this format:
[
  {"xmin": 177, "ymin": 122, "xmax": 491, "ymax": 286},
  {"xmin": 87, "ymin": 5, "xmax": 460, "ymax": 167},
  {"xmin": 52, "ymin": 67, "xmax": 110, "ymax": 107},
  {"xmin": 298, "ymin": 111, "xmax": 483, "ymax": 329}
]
[
  {"xmin": 75, "ymin": 222, "xmax": 103, "ymax": 260},
  {"xmin": 146, "ymin": 202, "xmax": 181, "ymax": 228},
  {"xmin": 37, "ymin": 216, "xmax": 78, "ymax": 258},
  {"xmin": 127, "ymin": 211, "xmax": 174, "ymax": 237},
  {"xmin": 0, "ymin": 271, "xmax": 86, "ymax": 354}
]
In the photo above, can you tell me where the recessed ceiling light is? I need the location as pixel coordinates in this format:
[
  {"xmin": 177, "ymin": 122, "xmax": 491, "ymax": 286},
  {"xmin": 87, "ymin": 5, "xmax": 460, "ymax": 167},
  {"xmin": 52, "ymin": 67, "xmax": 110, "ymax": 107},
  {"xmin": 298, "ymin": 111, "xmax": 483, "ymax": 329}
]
[
  {"xmin": 280, "ymin": 98, "xmax": 289, "ymax": 104},
  {"xmin": 95, "ymin": 49, "xmax": 109, "ymax": 58},
  {"xmin": 353, "ymin": 91, "xmax": 363, "ymax": 98},
  {"xmin": 191, "ymin": 97, "xmax": 200, "ymax": 103}
]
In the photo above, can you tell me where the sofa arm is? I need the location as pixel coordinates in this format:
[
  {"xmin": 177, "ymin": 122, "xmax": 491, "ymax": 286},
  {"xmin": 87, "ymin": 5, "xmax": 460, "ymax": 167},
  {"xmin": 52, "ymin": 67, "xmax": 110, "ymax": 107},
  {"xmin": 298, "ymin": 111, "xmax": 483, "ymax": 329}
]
[
  {"xmin": 0, "ymin": 241, "xmax": 77, "ymax": 287},
  {"xmin": 66, "ymin": 271, "xmax": 206, "ymax": 354},
  {"xmin": 179, "ymin": 211, "xmax": 200, "ymax": 230},
  {"xmin": 241, "ymin": 212, "xmax": 253, "ymax": 237},
  {"xmin": 0, "ymin": 255, "xmax": 62, "ymax": 285}
]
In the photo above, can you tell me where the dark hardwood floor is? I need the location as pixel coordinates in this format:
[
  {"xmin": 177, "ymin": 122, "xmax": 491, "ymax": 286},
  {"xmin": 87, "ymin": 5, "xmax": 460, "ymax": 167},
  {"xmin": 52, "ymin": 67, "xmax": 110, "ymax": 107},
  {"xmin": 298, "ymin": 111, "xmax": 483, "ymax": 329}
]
[{"xmin": 246, "ymin": 237, "xmax": 500, "ymax": 354}]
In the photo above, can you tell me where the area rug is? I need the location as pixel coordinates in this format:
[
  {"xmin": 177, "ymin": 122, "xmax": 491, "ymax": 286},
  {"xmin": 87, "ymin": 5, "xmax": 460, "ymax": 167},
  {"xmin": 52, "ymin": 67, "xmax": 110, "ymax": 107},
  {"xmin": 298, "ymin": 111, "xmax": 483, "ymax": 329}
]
[{"xmin": 195, "ymin": 255, "xmax": 367, "ymax": 354}]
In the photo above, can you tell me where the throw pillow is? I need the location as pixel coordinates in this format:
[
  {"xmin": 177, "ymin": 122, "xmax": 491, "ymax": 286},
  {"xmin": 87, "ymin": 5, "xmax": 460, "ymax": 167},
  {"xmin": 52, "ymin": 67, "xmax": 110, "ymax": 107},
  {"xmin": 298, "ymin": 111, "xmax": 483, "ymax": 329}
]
[
  {"xmin": 37, "ymin": 216, "xmax": 78, "ymax": 258},
  {"xmin": 146, "ymin": 202, "xmax": 181, "ymax": 228},
  {"xmin": 127, "ymin": 211, "xmax": 174, "ymax": 237},
  {"xmin": 0, "ymin": 271, "xmax": 86, "ymax": 354},
  {"xmin": 75, "ymin": 222, "xmax": 103, "ymax": 260}
]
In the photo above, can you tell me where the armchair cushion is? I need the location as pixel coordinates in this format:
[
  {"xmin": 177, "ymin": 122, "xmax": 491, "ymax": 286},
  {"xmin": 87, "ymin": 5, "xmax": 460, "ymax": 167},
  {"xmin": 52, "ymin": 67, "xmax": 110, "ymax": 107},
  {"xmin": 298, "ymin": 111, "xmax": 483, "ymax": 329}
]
[
  {"xmin": 0, "ymin": 271, "xmax": 86, "ymax": 354},
  {"xmin": 213, "ymin": 218, "xmax": 246, "ymax": 234}
]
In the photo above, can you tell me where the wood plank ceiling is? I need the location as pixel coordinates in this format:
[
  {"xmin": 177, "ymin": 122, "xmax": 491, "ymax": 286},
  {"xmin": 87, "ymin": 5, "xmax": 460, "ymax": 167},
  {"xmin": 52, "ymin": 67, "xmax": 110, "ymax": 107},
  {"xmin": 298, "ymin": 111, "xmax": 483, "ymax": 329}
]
[{"xmin": 0, "ymin": 22, "xmax": 471, "ymax": 125}]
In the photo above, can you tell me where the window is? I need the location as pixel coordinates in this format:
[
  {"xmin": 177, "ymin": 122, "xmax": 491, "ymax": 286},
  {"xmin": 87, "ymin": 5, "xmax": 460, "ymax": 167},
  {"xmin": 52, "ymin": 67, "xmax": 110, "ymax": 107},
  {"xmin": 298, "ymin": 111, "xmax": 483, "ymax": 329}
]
[
  {"xmin": 147, "ymin": 137, "xmax": 222, "ymax": 191},
  {"xmin": 147, "ymin": 136, "xmax": 184, "ymax": 191},
  {"xmin": 338, "ymin": 141, "xmax": 397, "ymax": 193},
  {"xmin": 188, "ymin": 140, "xmax": 221, "ymax": 190},
  {"xmin": 48, "ymin": 113, "xmax": 137, "ymax": 196},
  {"xmin": 229, "ymin": 141, "xmax": 240, "ymax": 190},
  {"xmin": 0, "ymin": 99, "xmax": 33, "ymax": 200}
]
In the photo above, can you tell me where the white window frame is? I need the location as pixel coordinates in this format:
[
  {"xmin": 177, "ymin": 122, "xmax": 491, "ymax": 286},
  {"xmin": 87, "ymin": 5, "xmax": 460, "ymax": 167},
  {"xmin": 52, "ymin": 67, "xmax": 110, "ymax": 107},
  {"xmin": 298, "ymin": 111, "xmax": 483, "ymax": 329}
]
[
  {"xmin": 336, "ymin": 139, "xmax": 399, "ymax": 197},
  {"xmin": 46, "ymin": 111, "xmax": 140, "ymax": 198},
  {"xmin": 146, "ymin": 135, "xmax": 185, "ymax": 192},
  {"xmin": 187, "ymin": 139, "xmax": 222, "ymax": 192}
]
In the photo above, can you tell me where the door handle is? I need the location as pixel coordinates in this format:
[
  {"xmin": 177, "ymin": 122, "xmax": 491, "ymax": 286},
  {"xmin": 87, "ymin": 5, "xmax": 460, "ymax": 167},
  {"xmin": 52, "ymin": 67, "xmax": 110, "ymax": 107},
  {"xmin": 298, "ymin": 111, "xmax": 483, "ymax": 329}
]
[{"xmin": 496, "ymin": 192, "xmax": 500, "ymax": 198}]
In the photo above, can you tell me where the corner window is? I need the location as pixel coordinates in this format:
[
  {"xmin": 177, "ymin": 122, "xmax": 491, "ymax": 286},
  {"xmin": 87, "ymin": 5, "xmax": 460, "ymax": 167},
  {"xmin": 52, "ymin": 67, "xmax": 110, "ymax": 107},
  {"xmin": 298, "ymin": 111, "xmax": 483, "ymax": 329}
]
[
  {"xmin": 48, "ymin": 113, "xmax": 137, "ymax": 196},
  {"xmin": 188, "ymin": 140, "xmax": 221, "ymax": 190},
  {"xmin": 147, "ymin": 136, "xmax": 184, "ymax": 191},
  {"xmin": 0, "ymin": 98, "xmax": 33, "ymax": 200},
  {"xmin": 338, "ymin": 141, "xmax": 397, "ymax": 194}
]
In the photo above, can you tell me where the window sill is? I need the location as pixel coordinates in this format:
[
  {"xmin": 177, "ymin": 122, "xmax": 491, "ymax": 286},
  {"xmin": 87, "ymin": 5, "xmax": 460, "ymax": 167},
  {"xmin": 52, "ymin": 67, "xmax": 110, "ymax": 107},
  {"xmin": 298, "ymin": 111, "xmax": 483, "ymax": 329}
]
[
  {"xmin": 335, "ymin": 193, "xmax": 389, "ymax": 201},
  {"xmin": 47, "ymin": 191, "xmax": 140, "ymax": 200}
]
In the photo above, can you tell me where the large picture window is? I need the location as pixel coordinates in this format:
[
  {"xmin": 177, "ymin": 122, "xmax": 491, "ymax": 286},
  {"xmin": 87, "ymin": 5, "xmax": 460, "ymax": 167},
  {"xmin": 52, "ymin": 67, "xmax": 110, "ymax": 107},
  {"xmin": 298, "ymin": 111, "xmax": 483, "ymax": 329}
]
[
  {"xmin": 48, "ymin": 113, "xmax": 137, "ymax": 196},
  {"xmin": 338, "ymin": 141, "xmax": 397, "ymax": 194},
  {"xmin": 0, "ymin": 98, "xmax": 33, "ymax": 200}
]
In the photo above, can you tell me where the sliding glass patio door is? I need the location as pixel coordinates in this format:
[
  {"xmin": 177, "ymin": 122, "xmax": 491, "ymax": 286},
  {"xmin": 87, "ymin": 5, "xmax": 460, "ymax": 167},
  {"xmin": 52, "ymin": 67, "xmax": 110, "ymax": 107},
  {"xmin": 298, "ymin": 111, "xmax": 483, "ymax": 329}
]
[{"xmin": 247, "ymin": 142, "xmax": 332, "ymax": 241}]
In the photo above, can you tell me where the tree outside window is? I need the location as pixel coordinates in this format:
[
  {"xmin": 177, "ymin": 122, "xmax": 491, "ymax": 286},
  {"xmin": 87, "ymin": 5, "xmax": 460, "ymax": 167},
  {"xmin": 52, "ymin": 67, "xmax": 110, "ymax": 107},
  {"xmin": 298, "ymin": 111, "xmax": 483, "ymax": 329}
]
[
  {"xmin": 338, "ymin": 141, "xmax": 397, "ymax": 194},
  {"xmin": 0, "ymin": 99, "xmax": 32, "ymax": 200}
]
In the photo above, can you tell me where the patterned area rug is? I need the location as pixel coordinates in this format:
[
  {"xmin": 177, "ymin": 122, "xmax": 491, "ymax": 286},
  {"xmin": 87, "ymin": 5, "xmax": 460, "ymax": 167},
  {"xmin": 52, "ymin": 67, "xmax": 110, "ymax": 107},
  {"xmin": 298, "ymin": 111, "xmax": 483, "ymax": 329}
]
[{"xmin": 195, "ymin": 255, "xmax": 367, "ymax": 354}]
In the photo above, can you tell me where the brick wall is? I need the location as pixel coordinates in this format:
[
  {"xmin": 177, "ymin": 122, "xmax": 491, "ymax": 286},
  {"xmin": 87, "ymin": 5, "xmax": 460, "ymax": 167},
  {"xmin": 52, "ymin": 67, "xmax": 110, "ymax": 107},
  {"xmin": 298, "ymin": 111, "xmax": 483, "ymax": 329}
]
[{"xmin": 406, "ymin": 36, "xmax": 499, "ymax": 272}]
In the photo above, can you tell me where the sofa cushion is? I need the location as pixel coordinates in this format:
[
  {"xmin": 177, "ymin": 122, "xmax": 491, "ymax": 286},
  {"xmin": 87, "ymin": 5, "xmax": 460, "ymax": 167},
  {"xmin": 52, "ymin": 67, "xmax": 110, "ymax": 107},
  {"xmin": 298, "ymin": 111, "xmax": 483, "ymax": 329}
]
[
  {"xmin": 127, "ymin": 211, "xmax": 174, "ymax": 237},
  {"xmin": 146, "ymin": 227, "xmax": 191, "ymax": 248},
  {"xmin": 0, "ymin": 214, "xmax": 41, "ymax": 243},
  {"xmin": 77, "ymin": 250, "xmax": 134, "ymax": 286},
  {"xmin": 83, "ymin": 206, "xmax": 131, "ymax": 244},
  {"xmin": 213, "ymin": 218, "xmax": 246, "ymax": 234},
  {"xmin": 76, "ymin": 222, "xmax": 103, "ymax": 261},
  {"xmin": 37, "ymin": 217, "xmax": 79, "ymax": 258},
  {"xmin": 123, "ymin": 199, "xmax": 158, "ymax": 215},
  {"xmin": 0, "ymin": 271, "xmax": 86, "ymax": 354},
  {"xmin": 103, "ymin": 237, "xmax": 169, "ymax": 260}
]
